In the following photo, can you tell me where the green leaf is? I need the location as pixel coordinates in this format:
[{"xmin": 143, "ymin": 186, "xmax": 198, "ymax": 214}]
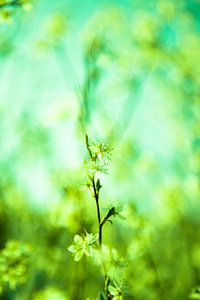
[
  {"xmin": 99, "ymin": 292, "xmax": 105, "ymax": 300},
  {"xmin": 106, "ymin": 207, "xmax": 116, "ymax": 219},
  {"xmin": 96, "ymin": 178, "xmax": 102, "ymax": 192},
  {"xmin": 108, "ymin": 285, "xmax": 118, "ymax": 296}
]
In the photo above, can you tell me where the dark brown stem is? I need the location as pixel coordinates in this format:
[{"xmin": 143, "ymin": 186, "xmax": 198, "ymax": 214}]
[
  {"xmin": 99, "ymin": 223, "xmax": 103, "ymax": 246},
  {"xmin": 92, "ymin": 177, "xmax": 101, "ymax": 225},
  {"xmin": 85, "ymin": 134, "xmax": 103, "ymax": 246},
  {"xmin": 92, "ymin": 177, "xmax": 103, "ymax": 246}
]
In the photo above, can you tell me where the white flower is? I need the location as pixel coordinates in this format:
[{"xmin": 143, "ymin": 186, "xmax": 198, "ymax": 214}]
[{"xmin": 68, "ymin": 232, "xmax": 98, "ymax": 262}]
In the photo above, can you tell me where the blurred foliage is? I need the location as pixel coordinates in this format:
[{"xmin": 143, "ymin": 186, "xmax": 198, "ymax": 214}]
[
  {"xmin": 0, "ymin": 240, "xmax": 32, "ymax": 293},
  {"xmin": 0, "ymin": 0, "xmax": 200, "ymax": 299}
]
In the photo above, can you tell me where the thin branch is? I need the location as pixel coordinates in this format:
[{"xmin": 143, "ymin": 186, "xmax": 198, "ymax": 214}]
[
  {"xmin": 85, "ymin": 134, "xmax": 113, "ymax": 299},
  {"xmin": 85, "ymin": 134, "xmax": 103, "ymax": 246},
  {"xmin": 92, "ymin": 177, "xmax": 101, "ymax": 224},
  {"xmin": 85, "ymin": 134, "xmax": 93, "ymax": 160},
  {"xmin": 92, "ymin": 177, "xmax": 102, "ymax": 245}
]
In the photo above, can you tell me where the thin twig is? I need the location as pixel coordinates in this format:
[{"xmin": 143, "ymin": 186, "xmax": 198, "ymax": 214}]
[
  {"xmin": 85, "ymin": 134, "xmax": 93, "ymax": 159},
  {"xmin": 85, "ymin": 134, "xmax": 102, "ymax": 246},
  {"xmin": 85, "ymin": 134, "xmax": 112, "ymax": 299},
  {"xmin": 92, "ymin": 177, "xmax": 101, "ymax": 225}
]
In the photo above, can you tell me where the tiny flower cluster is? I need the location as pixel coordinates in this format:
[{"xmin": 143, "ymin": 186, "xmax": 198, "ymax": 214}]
[
  {"xmin": 85, "ymin": 134, "xmax": 113, "ymax": 176},
  {"xmin": 68, "ymin": 232, "xmax": 98, "ymax": 262}
]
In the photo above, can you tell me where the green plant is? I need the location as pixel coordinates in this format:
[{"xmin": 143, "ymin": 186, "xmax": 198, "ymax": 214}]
[
  {"xmin": 0, "ymin": 240, "xmax": 32, "ymax": 294},
  {"xmin": 68, "ymin": 134, "xmax": 126, "ymax": 299}
]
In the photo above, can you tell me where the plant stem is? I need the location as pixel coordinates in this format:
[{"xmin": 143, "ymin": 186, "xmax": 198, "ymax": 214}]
[
  {"xmin": 85, "ymin": 135, "xmax": 111, "ymax": 298},
  {"xmin": 85, "ymin": 136, "xmax": 93, "ymax": 160},
  {"xmin": 85, "ymin": 135, "xmax": 103, "ymax": 246},
  {"xmin": 92, "ymin": 177, "xmax": 101, "ymax": 224},
  {"xmin": 92, "ymin": 176, "xmax": 102, "ymax": 246}
]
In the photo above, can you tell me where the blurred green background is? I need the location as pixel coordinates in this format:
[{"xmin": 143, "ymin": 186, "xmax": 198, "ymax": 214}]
[{"xmin": 0, "ymin": 0, "xmax": 200, "ymax": 299}]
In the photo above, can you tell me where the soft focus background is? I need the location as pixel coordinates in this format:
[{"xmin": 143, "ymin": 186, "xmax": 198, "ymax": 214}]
[{"xmin": 1, "ymin": 0, "xmax": 200, "ymax": 299}]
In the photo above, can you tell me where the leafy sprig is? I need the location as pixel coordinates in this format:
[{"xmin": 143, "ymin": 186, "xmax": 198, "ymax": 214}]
[{"xmin": 68, "ymin": 135, "xmax": 126, "ymax": 299}]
